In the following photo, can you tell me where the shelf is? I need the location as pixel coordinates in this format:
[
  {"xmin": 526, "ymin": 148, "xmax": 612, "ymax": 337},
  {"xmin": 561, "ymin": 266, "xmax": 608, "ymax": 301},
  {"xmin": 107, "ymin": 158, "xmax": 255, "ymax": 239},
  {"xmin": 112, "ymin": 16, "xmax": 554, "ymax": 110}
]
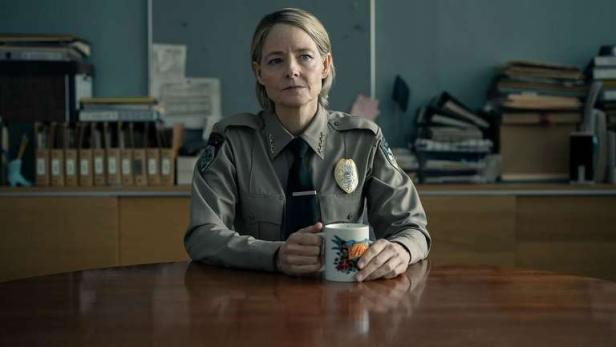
[{"xmin": 1, "ymin": 183, "xmax": 616, "ymax": 197}]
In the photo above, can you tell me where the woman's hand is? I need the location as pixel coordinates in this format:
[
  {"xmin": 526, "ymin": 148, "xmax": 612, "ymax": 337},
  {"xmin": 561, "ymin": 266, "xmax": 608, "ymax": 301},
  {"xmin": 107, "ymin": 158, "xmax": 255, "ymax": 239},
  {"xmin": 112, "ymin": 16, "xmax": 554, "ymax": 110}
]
[
  {"xmin": 355, "ymin": 239, "xmax": 410, "ymax": 282},
  {"xmin": 276, "ymin": 222, "xmax": 323, "ymax": 276}
]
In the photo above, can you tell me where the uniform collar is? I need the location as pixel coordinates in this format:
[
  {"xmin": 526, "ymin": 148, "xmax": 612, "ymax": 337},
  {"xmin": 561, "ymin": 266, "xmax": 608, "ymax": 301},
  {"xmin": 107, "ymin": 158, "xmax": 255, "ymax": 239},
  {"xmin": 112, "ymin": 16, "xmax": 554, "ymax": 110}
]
[{"xmin": 262, "ymin": 106, "xmax": 328, "ymax": 160}]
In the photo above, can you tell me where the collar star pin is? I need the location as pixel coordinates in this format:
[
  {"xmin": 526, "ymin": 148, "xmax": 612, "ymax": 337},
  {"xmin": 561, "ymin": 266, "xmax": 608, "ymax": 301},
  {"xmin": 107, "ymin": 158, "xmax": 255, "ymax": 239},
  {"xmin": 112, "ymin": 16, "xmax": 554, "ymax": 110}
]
[{"xmin": 335, "ymin": 158, "xmax": 358, "ymax": 194}]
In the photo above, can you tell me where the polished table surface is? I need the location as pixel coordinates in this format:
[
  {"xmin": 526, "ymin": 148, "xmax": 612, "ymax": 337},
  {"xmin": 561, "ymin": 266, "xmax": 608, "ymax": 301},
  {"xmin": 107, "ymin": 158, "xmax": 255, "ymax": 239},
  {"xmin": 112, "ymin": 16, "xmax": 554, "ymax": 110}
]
[{"xmin": 0, "ymin": 261, "xmax": 614, "ymax": 346}]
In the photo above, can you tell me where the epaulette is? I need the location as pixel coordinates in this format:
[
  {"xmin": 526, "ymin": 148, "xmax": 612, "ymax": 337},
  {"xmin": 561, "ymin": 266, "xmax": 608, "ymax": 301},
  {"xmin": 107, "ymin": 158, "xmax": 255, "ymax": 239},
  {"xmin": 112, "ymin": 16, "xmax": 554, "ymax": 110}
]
[
  {"xmin": 328, "ymin": 112, "xmax": 379, "ymax": 136},
  {"xmin": 212, "ymin": 113, "xmax": 262, "ymax": 133}
]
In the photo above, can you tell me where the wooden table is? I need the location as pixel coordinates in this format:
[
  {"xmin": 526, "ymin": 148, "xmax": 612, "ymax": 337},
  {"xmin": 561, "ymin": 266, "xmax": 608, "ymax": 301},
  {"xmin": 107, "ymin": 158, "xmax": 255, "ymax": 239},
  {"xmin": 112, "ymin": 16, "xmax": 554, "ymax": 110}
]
[{"xmin": 0, "ymin": 262, "xmax": 614, "ymax": 346}]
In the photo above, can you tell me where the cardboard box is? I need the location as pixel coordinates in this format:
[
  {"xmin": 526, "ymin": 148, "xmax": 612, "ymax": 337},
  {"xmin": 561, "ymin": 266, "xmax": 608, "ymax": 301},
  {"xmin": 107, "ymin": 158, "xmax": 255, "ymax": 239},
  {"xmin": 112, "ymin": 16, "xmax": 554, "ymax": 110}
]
[
  {"xmin": 106, "ymin": 148, "xmax": 121, "ymax": 186},
  {"xmin": 64, "ymin": 148, "xmax": 78, "ymax": 186},
  {"xmin": 120, "ymin": 148, "xmax": 134, "ymax": 186},
  {"xmin": 133, "ymin": 149, "xmax": 148, "ymax": 186},
  {"xmin": 35, "ymin": 148, "xmax": 50, "ymax": 186},
  {"xmin": 500, "ymin": 116, "xmax": 578, "ymax": 181},
  {"xmin": 78, "ymin": 123, "xmax": 93, "ymax": 186},
  {"xmin": 78, "ymin": 149, "xmax": 93, "ymax": 186},
  {"xmin": 160, "ymin": 149, "xmax": 176, "ymax": 186},
  {"xmin": 93, "ymin": 148, "xmax": 106, "ymax": 186},
  {"xmin": 146, "ymin": 148, "xmax": 161, "ymax": 186},
  {"xmin": 50, "ymin": 148, "xmax": 65, "ymax": 186}
]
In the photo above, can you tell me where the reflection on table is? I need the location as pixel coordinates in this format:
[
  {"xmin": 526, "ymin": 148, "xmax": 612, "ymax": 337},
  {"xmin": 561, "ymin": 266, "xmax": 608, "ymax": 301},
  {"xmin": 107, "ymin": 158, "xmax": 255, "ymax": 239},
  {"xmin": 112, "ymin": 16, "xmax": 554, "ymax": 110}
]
[{"xmin": 0, "ymin": 261, "xmax": 614, "ymax": 346}]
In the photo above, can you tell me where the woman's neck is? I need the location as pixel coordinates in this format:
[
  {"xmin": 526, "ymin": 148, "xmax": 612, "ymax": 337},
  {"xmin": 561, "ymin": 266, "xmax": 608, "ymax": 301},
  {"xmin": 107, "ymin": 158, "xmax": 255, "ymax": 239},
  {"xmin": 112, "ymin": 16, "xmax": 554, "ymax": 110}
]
[{"xmin": 275, "ymin": 102, "xmax": 318, "ymax": 136}]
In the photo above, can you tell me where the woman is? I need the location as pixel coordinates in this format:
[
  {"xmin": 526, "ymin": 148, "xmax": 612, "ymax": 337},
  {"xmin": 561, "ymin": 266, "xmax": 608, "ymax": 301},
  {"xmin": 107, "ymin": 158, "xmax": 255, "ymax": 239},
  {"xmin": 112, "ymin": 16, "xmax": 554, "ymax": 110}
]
[{"xmin": 185, "ymin": 8, "xmax": 430, "ymax": 282}]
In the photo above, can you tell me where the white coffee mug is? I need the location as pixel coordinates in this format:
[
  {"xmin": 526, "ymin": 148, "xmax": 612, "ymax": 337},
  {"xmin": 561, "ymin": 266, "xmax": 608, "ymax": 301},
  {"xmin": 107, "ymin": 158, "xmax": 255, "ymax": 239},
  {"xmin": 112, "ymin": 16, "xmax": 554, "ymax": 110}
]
[{"xmin": 318, "ymin": 223, "xmax": 371, "ymax": 282}]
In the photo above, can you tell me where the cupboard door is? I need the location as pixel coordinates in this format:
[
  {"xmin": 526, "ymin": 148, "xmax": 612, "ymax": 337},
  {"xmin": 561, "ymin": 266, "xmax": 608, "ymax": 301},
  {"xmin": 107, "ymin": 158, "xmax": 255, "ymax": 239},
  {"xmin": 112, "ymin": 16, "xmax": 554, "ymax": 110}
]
[
  {"xmin": 420, "ymin": 196, "xmax": 516, "ymax": 267},
  {"xmin": 0, "ymin": 197, "xmax": 118, "ymax": 282},
  {"xmin": 119, "ymin": 197, "xmax": 190, "ymax": 266},
  {"xmin": 516, "ymin": 196, "xmax": 616, "ymax": 281}
]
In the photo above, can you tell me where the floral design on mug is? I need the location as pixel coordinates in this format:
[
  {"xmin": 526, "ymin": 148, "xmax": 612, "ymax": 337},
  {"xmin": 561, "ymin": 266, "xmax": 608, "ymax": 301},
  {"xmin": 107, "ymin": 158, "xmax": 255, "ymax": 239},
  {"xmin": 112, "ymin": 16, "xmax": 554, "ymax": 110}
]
[{"xmin": 332, "ymin": 236, "xmax": 370, "ymax": 274}]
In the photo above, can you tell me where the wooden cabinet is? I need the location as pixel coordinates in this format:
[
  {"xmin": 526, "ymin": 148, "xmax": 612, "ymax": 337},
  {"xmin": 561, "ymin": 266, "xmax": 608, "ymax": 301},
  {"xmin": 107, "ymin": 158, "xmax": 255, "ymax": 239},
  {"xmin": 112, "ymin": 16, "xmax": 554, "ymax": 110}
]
[
  {"xmin": 420, "ymin": 187, "xmax": 616, "ymax": 281},
  {"xmin": 1, "ymin": 185, "xmax": 615, "ymax": 282},
  {"xmin": 421, "ymin": 196, "xmax": 516, "ymax": 267},
  {"xmin": 119, "ymin": 197, "xmax": 190, "ymax": 266},
  {"xmin": 0, "ymin": 189, "xmax": 190, "ymax": 282},
  {"xmin": 515, "ymin": 196, "xmax": 616, "ymax": 281},
  {"xmin": 0, "ymin": 197, "xmax": 118, "ymax": 282}
]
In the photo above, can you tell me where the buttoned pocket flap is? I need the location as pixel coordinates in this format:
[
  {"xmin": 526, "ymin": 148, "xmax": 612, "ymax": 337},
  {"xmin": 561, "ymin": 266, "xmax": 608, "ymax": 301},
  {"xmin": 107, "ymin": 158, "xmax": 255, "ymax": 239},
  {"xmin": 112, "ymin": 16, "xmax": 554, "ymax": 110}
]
[
  {"xmin": 319, "ymin": 192, "xmax": 363, "ymax": 225},
  {"xmin": 240, "ymin": 193, "xmax": 284, "ymax": 241}
]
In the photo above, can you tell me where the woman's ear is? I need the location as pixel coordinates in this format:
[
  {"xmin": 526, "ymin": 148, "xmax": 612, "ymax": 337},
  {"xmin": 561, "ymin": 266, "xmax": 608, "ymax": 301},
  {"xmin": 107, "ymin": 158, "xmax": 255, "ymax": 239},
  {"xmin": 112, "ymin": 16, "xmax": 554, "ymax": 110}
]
[
  {"xmin": 252, "ymin": 61, "xmax": 263, "ymax": 85},
  {"xmin": 321, "ymin": 53, "xmax": 332, "ymax": 79}
]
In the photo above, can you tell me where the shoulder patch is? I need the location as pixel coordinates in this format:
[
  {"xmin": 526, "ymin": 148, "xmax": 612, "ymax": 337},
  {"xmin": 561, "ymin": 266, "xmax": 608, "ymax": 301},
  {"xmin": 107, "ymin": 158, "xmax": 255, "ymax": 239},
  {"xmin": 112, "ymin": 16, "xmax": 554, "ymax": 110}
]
[
  {"xmin": 197, "ymin": 133, "xmax": 225, "ymax": 175},
  {"xmin": 213, "ymin": 113, "xmax": 262, "ymax": 133},
  {"xmin": 329, "ymin": 113, "xmax": 379, "ymax": 135},
  {"xmin": 379, "ymin": 138, "xmax": 399, "ymax": 169}
]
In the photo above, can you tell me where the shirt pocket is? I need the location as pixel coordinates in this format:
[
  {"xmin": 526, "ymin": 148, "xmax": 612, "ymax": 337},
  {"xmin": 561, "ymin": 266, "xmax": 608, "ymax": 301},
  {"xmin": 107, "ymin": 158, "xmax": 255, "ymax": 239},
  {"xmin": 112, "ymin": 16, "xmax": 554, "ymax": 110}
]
[
  {"xmin": 240, "ymin": 193, "xmax": 284, "ymax": 241},
  {"xmin": 319, "ymin": 191, "xmax": 364, "ymax": 225}
]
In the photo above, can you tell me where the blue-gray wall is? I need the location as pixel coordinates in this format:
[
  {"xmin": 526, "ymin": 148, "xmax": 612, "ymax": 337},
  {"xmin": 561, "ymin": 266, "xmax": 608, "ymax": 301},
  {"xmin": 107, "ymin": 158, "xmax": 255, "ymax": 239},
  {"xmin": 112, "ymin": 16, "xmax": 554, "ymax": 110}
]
[
  {"xmin": 377, "ymin": 0, "xmax": 616, "ymax": 145},
  {"xmin": 2, "ymin": 0, "xmax": 615, "ymax": 146},
  {"xmin": 152, "ymin": 0, "xmax": 370, "ymax": 118},
  {"xmin": 0, "ymin": 0, "xmax": 148, "ymax": 97}
]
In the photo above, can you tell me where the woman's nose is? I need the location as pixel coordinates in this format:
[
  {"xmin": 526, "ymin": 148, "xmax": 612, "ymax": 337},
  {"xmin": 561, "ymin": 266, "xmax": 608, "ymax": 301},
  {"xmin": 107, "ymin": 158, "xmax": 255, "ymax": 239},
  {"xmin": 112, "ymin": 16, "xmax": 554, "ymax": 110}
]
[{"xmin": 285, "ymin": 58, "xmax": 300, "ymax": 78}]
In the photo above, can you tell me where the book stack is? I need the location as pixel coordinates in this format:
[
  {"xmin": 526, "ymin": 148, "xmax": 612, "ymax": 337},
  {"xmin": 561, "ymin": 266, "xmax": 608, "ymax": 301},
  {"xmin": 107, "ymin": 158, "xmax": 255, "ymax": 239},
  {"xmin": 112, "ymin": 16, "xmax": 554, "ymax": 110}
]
[
  {"xmin": 488, "ymin": 60, "xmax": 586, "ymax": 112},
  {"xmin": 79, "ymin": 97, "xmax": 161, "ymax": 122},
  {"xmin": 413, "ymin": 92, "xmax": 497, "ymax": 183},
  {"xmin": 486, "ymin": 60, "xmax": 587, "ymax": 182},
  {"xmin": 582, "ymin": 46, "xmax": 616, "ymax": 184},
  {"xmin": 588, "ymin": 45, "xmax": 616, "ymax": 128},
  {"xmin": 0, "ymin": 34, "xmax": 90, "ymax": 62}
]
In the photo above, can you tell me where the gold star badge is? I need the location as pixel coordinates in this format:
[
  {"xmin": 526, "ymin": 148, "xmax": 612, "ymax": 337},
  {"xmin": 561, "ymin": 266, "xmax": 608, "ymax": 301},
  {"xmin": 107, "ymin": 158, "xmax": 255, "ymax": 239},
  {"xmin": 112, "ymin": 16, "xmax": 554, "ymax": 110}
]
[{"xmin": 335, "ymin": 159, "xmax": 358, "ymax": 194}]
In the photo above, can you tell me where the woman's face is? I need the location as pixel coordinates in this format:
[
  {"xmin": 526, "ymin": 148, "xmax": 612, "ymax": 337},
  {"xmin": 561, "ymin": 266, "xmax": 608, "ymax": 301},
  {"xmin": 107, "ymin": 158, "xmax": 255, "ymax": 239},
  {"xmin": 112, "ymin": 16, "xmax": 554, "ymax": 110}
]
[{"xmin": 253, "ymin": 23, "xmax": 331, "ymax": 111}]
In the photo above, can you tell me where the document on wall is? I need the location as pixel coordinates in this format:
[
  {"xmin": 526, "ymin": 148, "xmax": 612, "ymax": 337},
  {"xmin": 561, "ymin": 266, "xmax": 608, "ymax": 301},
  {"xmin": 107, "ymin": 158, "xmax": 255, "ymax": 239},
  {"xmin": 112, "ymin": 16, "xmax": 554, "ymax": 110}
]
[
  {"xmin": 350, "ymin": 94, "xmax": 380, "ymax": 121},
  {"xmin": 159, "ymin": 77, "xmax": 222, "ymax": 130},
  {"xmin": 150, "ymin": 43, "xmax": 187, "ymax": 101}
]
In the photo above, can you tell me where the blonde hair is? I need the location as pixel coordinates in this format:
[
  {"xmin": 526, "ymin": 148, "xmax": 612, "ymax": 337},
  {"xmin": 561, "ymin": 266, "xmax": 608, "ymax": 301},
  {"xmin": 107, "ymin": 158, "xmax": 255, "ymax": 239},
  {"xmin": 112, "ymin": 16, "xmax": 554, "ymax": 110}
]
[{"xmin": 251, "ymin": 8, "xmax": 336, "ymax": 111}]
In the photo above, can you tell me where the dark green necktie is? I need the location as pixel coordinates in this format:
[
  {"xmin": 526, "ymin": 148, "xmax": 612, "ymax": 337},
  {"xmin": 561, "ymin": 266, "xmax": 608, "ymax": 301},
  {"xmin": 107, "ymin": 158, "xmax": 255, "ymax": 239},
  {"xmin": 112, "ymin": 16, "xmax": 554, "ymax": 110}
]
[{"xmin": 283, "ymin": 138, "xmax": 319, "ymax": 240}]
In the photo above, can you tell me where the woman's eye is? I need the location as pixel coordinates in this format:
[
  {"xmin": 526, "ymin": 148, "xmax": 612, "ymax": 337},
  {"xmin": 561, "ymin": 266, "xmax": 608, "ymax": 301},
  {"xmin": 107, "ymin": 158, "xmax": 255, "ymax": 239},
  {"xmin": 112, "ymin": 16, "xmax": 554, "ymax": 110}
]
[
  {"xmin": 300, "ymin": 54, "xmax": 313, "ymax": 61},
  {"xmin": 267, "ymin": 58, "xmax": 282, "ymax": 65}
]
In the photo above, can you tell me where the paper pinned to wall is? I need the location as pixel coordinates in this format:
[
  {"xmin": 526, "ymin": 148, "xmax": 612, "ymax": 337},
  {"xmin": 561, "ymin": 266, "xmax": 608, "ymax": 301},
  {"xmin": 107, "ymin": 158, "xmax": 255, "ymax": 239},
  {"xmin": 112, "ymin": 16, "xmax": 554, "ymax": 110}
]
[
  {"xmin": 350, "ymin": 94, "xmax": 380, "ymax": 121},
  {"xmin": 150, "ymin": 43, "xmax": 186, "ymax": 100},
  {"xmin": 159, "ymin": 77, "xmax": 222, "ymax": 130}
]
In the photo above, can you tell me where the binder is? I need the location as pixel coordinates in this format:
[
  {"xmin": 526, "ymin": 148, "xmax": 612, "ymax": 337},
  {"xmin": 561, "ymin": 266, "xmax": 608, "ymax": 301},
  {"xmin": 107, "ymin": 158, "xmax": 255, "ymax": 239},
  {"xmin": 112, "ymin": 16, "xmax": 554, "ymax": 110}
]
[
  {"xmin": 132, "ymin": 123, "xmax": 148, "ymax": 186},
  {"xmin": 160, "ymin": 124, "xmax": 183, "ymax": 186},
  {"xmin": 92, "ymin": 123, "xmax": 106, "ymax": 186},
  {"xmin": 50, "ymin": 123, "xmax": 65, "ymax": 187},
  {"xmin": 34, "ymin": 122, "xmax": 50, "ymax": 186},
  {"xmin": 0, "ymin": 119, "xmax": 7, "ymax": 186},
  {"xmin": 105, "ymin": 122, "xmax": 122, "ymax": 186},
  {"xmin": 78, "ymin": 121, "xmax": 93, "ymax": 186},
  {"xmin": 64, "ymin": 122, "xmax": 78, "ymax": 186},
  {"xmin": 146, "ymin": 122, "xmax": 161, "ymax": 186},
  {"xmin": 120, "ymin": 122, "xmax": 134, "ymax": 186}
]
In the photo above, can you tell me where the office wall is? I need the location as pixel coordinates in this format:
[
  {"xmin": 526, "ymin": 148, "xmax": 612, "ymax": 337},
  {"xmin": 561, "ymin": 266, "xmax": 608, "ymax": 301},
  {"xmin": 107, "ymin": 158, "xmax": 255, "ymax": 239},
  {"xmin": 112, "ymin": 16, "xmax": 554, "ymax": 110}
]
[
  {"xmin": 377, "ymin": 0, "xmax": 616, "ymax": 145},
  {"xmin": 152, "ymin": 0, "xmax": 370, "ymax": 118},
  {"xmin": 0, "ymin": 0, "xmax": 148, "ymax": 97},
  {"xmin": 2, "ymin": 0, "xmax": 615, "ymax": 146}
]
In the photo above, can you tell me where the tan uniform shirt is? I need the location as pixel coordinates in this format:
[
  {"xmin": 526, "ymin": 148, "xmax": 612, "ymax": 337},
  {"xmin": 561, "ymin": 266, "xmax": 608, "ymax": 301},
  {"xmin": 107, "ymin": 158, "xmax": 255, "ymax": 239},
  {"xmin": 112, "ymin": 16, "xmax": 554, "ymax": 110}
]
[{"xmin": 185, "ymin": 107, "xmax": 430, "ymax": 272}]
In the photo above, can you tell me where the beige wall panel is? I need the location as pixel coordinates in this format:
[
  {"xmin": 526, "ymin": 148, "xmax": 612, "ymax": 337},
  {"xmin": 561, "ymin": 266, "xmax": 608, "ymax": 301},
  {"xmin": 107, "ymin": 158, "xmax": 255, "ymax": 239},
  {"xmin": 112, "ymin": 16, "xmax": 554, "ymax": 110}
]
[
  {"xmin": 421, "ymin": 196, "xmax": 517, "ymax": 267},
  {"xmin": 119, "ymin": 197, "xmax": 190, "ymax": 266},
  {"xmin": 0, "ymin": 197, "xmax": 118, "ymax": 282}
]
